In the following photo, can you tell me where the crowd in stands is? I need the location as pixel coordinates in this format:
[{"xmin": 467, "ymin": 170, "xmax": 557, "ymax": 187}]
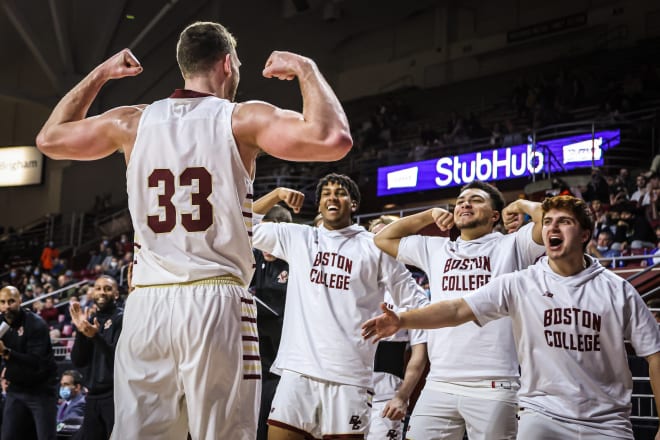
[
  {"xmin": 256, "ymin": 51, "xmax": 660, "ymax": 184},
  {"xmin": 580, "ymin": 167, "xmax": 660, "ymax": 267}
]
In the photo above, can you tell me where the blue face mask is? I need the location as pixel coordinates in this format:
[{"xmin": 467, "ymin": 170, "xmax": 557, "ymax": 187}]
[{"xmin": 59, "ymin": 386, "xmax": 72, "ymax": 401}]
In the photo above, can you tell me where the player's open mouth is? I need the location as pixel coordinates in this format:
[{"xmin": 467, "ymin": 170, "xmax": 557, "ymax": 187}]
[
  {"xmin": 548, "ymin": 236, "xmax": 562, "ymax": 247},
  {"xmin": 327, "ymin": 205, "xmax": 339, "ymax": 212}
]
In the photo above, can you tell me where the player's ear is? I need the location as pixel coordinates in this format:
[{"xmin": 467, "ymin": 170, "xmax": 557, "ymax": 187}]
[
  {"xmin": 581, "ymin": 229, "xmax": 591, "ymax": 246},
  {"xmin": 221, "ymin": 53, "xmax": 232, "ymax": 76},
  {"xmin": 492, "ymin": 211, "xmax": 501, "ymax": 223},
  {"xmin": 351, "ymin": 201, "xmax": 358, "ymax": 212}
]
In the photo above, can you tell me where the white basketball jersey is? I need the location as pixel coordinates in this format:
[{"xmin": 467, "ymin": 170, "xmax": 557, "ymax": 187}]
[
  {"xmin": 127, "ymin": 95, "xmax": 255, "ymax": 286},
  {"xmin": 252, "ymin": 223, "xmax": 429, "ymax": 388},
  {"xmin": 397, "ymin": 223, "xmax": 545, "ymax": 383},
  {"xmin": 465, "ymin": 256, "xmax": 660, "ymax": 438}
]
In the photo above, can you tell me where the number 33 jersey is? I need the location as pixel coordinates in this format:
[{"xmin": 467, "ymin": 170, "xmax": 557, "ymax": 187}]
[{"xmin": 127, "ymin": 93, "xmax": 255, "ymax": 287}]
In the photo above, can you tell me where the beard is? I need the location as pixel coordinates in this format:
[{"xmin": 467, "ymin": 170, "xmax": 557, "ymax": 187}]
[
  {"xmin": 94, "ymin": 298, "xmax": 114, "ymax": 313},
  {"xmin": 3, "ymin": 308, "xmax": 19, "ymax": 324},
  {"xmin": 455, "ymin": 216, "xmax": 490, "ymax": 230}
]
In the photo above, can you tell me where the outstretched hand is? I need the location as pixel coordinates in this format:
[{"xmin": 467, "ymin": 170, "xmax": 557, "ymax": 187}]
[
  {"xmin": 361, "ymin": 303, "xmax": 401, "ymax": 343},
  {"xmin": 277, "ymin": 188, "xmax": 305, "ymax": 213},
  {"xmin": 99, "ymin": 48, "xmax": 143, "ymax": 81},
  {"xmin": 263, "ymin": 51, "xmax": 311, "ymax": 81}
]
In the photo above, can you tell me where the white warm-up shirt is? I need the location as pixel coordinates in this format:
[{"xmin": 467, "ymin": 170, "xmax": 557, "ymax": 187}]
[
  {"xmin": 253, "ymin": 223, "xmax": 429, "ymax": 388},
  {"xmin": 398, "ymin": 223, "xmax": 545, "ymax": 384},
  {"xmin": 465, "ymin": 256, "xmax": 660, "ymax": 438}
]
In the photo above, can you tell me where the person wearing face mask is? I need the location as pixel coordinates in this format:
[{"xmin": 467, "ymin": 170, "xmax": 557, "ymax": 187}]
[
  {"xmin": 0, "ymin": 285, "xmax": 58, "ymax": 440},
  {"xmin": 69, "ymin": 275, "xmax": 123, "ymax": 440},
  {"xmin": 586, "ymin": 230, "xmax": 622, "ymax": 268},
  {"xmin": 56, "ymin": 370, "xmax": 86, "ymax": 429}
]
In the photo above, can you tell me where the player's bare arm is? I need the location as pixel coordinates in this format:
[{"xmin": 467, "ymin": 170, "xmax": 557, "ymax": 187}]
[
  {"xmin": 253, "ymin": 187, "xmax": 305, "ymax": 215},
  {"xmin": 374, "ymin": 207, "xmax": 452, "ymax": 258},
  {"xmin": 382, "ymin": 342, "xmax": 428, "ymax": 421},
  {"xmin": 232, "ymin": 51, "xmax": 352, "ymax": 166},
  {"xmin": 36, "ymin": 49, "xmax": 144, "ymax": 161},
  {"xmin": 646, "ymin": 351, "xmax": 660, "ymax": 440},
  {"xmin": 362, "ymin": 300, "xmax": 475, "ymax": 343},
  {"xmin": 502, "ymin": 199, "xmax": 543, "ymax": 244}
]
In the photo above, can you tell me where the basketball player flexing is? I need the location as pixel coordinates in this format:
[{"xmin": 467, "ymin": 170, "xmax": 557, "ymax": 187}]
[
  {"xmin": 36, "ymin": 21, "xmax": 351, "ymax": 440},
  {"xmin": 372, "ymin": 181, "xmax": 545, "ymax": 440},
  {"xmin": 363, "ymin": 195, "xmax": 660, "ymax": 440},
  {"xmin": 252, "ymin": 175, "xmax": 429, "ymax": 439}
]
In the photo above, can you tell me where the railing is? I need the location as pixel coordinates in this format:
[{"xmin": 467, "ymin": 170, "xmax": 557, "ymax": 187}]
[
  {"xmin": 52, "ymin": 337, "xmax": 74, "ymax": 361},
  {"xmin": 21, "ymin": 280, "xmax": 88, "ymax": 308}
]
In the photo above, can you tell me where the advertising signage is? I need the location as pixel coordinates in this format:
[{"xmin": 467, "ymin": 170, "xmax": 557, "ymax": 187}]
[
  {"xmin": 0, "ymin": 146, "xmax": 44, "ymax": 187},
  {"xmin": 377, "ymin": 130, "xmax": 620, "ymax": 196}
]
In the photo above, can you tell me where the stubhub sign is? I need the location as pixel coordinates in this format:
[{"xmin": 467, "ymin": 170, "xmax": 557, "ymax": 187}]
[{"xmin": 377, "ymin": 130, "xmax": 619, "ymax": 196}]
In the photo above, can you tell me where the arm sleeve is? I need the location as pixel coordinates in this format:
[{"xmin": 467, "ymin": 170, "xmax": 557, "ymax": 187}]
[
  {"xmin": 397, "ymin": 235, "xmax": 433, "ymax": 271},
  {"xmin": 70, "ymin": 329, "xmax": 93, "ymax": 367},
  {"xmin": 463, "ymin": 274, "xmax": 514, "ymax": 327},
  {"xmin": 380, "ymin": 251, "xmax": 430, "ymax": 310},
  {"xmin": 252, "ymin": 222, "xmax": 301, "ymax": 262},
  {"xmin": 511, "ymin": 222, "xmax": 546, "ymax": 267},
  {"xmin": 409, "ymin": 328, "xmax": 427, "ymax": 345}
]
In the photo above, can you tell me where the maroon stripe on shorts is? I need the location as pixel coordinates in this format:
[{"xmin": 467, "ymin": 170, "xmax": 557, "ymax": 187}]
[
  {"xmin": 322, "ymin": 435, "xmax": 365, "ymax": 439},
  {"xmin": 267, "ymin": 420, "xmax": 313, "ymax": 438},
  {"xmin": 240, "ymin": 297, "xmax": 254, "ymax": 304},
  {"xmin": 243, "ymin": 355, "xmax": 260, "ymax": 361},
  {"xmin": 241, "ymin": 317, "xmax": 257, "ymax": 323},
  {"xmin": 243, "ymin": 374, "xmax": 261, "ymax": 380},
  {"xmin": 242, "ymin": 336, "xmax": 258, "ymax": 342}
]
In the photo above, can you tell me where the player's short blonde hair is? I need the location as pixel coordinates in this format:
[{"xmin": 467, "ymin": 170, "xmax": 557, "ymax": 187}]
[{"xmin": 176, "ymin": 21, "xmax": 237, "ymax": 78}]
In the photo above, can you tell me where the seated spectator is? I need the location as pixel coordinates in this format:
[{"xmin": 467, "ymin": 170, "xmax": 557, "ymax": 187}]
[
  {"xmin": 50, "ymin": 328, "xmax": 63, "ymax": 346},
  {"xmin": 580, "ymin": 167, "xmax": 610, "ymax": 204},
  {"xmin": 587, "ymin": 230, "xmax": 622, "ymax": 268},
  {"xmin": 631, "ymin": 174, "xmax": 649, "ymax": 206},
  {"xmin": 57, "ymin": 370, "xmax": 86, "ymax": 427},
  {"xmin": 39, "ymin": 297, "xmax": 60, "ymax": 325},
  {"xmin": 51, "ymin": 258, "xmax": 66, "ymax": 277},
  {"xmin": 501, "ymin": 119, "xmax": 523, "ymax": 147},
  {"xmin": 619, "ymin": 168, "xmax": 636, "ymax": 196},
  {"xmin": 613, "ymin": 202, "xmax": 656, "ymax": 250},
  {"xmin": 103, "ymin": 257, "xmax": 121, "ymax": 279},
  {"xmin": 646, "ymin": 299, "xmax": 660, "ymax": 324}
]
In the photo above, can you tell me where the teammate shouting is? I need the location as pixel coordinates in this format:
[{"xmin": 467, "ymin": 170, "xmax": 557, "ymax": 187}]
[{"xmin": 364, "ymin": 195, "xmax": 660, "ymax": 440}]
